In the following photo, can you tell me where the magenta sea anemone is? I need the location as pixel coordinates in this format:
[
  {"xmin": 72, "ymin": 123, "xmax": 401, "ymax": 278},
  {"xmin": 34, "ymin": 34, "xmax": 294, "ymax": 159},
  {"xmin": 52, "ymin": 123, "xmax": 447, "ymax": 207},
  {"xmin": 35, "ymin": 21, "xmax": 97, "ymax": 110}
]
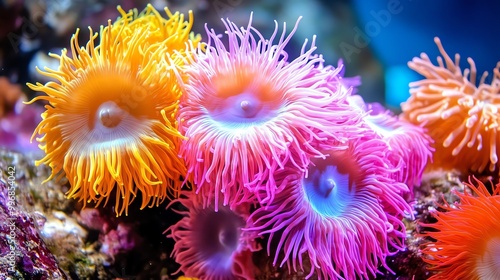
[
  {"xmin": 248, "ymin": 134, "xmax": 412, "ymax": 279},
  {"xmin": 166, "ymin": 191, "xmax": 260, "ymax": 280},
  {"xmin": 348, "ymin": 95, "xmax": 433, "ymax": 188},
  {"xmin": 178, "ymin": 15, "xmax": 364, "ymax": 209}
]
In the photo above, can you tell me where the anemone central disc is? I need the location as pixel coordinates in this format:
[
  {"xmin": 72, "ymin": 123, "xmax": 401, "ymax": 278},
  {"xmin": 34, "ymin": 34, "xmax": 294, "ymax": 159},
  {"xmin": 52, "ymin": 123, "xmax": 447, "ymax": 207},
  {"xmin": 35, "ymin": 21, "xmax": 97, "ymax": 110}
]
[
  {"xmin": 208, "ymin": 91, "xmax": 276, "ymax": 123},
  {"xmin": 196, "ymin": 209, "xmax": 244, "ymax": 263},
  {"xmin": 303, "ymin": 160, "xmax": 353, "ymax": 217},
  {"xmin": 97, "ymin": 101, "xmax": 127, "ymax": 128},
  {"xmin": 476, "ymin": 237, "xmax": 500, "ymax": 279},
  {"xmin": 229, "ymin": 93, "xmax": 261, "ymax": 119}
]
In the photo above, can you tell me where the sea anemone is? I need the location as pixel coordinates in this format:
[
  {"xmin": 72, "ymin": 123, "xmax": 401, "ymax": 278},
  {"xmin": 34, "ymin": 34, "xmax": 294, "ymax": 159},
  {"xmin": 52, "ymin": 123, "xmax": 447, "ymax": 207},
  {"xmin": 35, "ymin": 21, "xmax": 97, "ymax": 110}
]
[
  {"xmin": 166, "ymin": 191, "xmax": 260, "ymax": 280},
  {"xmin": 349, "ymin": 94, "xmax": 433, "ymax": 188},
  {"xmin": 178, "ymin": 15, "xmax": 364, "ymax": 209},
  {"xmin": 248, "ymin": 134, "xmax": 412, "ymax": 279},
  {"xmin": 420, "ymin": 177, "xmax": 500, "ymax": 279},
  {"xmin": 402, "ymin": 37, "xmax": 500, "ymax": 175},
  {"xmin": 27, "ymin": 5, "xmax": 200, "ymax": 216}
]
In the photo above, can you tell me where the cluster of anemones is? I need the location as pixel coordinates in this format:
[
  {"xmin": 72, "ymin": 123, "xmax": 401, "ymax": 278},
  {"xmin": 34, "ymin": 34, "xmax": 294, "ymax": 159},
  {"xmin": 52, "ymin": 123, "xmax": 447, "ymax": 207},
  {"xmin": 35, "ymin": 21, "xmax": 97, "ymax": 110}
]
[
  {"xmin": 28, "ymin": 5, "xmax": 433, "ymax": 280},
  {"xmin": 167, "ymin": 15, "xmax": 432, "ymax": 280}
]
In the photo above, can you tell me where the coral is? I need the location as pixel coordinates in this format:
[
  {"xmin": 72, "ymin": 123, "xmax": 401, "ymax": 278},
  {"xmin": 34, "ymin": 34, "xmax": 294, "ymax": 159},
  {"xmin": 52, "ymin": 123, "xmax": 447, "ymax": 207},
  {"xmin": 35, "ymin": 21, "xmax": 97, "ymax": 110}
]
[
  {"xmin": 76, "ymin": 208, "xmax": 141, "ymax": 265},
  {"xmin": 402, "ymin": 37, "xmax": 500, "ymax": 175},
  {"xmin": 0, "ymin": 178, "xmax": 66, "ymax": 278},
  {"xmin": 0, "ymin": 148, "xmax": 111, "ymax": 278},
  {"xmin": 248, "ymin": 134, "xmax": 412, "ymax": 279},
  {"xmin": 420, "ymin": 176, "xmax": 500, "ymax": 279},
  {"xmin": 77, "ymin": 208, "xmax": 111, "ymax": 232},
  {"xmin": 166, "ymin": 191, "xmax": 260, "ymax": 280},
  {"xmin": 178, "ymin": 15, "xmax": 364, "ymax": 209},
  {"xmin": 100, "ymin": 223, "xmax": 142, "ymax": 264},
  {"xmin": 27, "ymin": 4, "xmax": 200, "ymax": 216}
]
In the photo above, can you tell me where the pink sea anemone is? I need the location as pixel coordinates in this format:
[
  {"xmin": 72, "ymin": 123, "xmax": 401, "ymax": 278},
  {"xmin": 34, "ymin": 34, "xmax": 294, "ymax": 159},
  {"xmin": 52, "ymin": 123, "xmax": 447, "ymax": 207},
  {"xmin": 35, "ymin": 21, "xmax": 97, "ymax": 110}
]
[
  {"xmin": 248, "ymin": 134, "xmax": 412, "ymax": 279},
  {"xmin": 348, "ymin": 95, "xmax": 433, "ymax": 188},
  {"xmin": 166, "ymin": 191, "xmax": 260, "ymax": 279},
  {"xmin": 177, "ymin": 15, "xmax": 364, "ymax": 209}
]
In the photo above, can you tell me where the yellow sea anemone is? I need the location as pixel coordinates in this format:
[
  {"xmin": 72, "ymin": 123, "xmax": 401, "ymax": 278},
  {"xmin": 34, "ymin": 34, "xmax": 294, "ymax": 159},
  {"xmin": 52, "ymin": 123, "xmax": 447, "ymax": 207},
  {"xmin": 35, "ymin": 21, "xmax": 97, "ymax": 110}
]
[
  {"xmin": 112, "ymin": 4, "xmax": 200, "ymax": 52},
  {"xmin": 27, "ymin": 4, "xmax": 200, "ymax": 216},
  {"xmin": 402, "ymin": 37, "xmax": 500, "ymax": 175}
]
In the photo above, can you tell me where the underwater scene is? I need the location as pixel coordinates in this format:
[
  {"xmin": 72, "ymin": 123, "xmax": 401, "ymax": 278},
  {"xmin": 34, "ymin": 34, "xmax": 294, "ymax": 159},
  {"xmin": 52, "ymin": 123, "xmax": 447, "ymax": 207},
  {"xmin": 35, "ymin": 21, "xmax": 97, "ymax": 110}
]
[{"xmin": 1, "ymin": 0, "xmax": 500, "ymax": 279}]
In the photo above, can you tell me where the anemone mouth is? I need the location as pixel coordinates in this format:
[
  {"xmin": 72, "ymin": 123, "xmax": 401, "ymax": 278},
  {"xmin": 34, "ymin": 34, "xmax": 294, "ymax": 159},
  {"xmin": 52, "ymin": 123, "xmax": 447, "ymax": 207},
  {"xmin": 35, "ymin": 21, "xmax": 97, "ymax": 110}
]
[
  {"xmin": 192, "ymin": 207, "xmax": 244, "ymax": 268},
  {"xmin": 303, "ymin": 151, "xmax": 356, "ymax": 217},
  {"xmin": 204, "ymin": 68, "xmax": 281, "ymax": 125},
  {"xmin": 98, "ymin": 101, "xmax": 126, "ymax": 128}
]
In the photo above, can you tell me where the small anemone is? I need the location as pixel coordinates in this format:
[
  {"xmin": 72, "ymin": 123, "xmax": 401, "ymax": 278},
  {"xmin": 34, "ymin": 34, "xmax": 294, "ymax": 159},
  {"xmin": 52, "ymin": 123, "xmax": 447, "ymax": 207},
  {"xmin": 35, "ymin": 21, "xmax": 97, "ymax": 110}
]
[
  {"xmin": 349, "ymin": 94, "xmax": 434, "ymax": 188},
  {"xmin": 420, "ymin": 177, "xmax": 500, "ymax": 279},
  {"xmin": 26, "ymin": 4, "xmax": 200, "ymax": 216},
  {"xmin": 248, "ymin": 134, "xmax": 411, "ymax": 279},
  {"xmin": 178, "ymin": 14, "xmax": 365, "ymax": 209},
  {"xmin": 402, "ymin": 37, "xmax": 500, "ymax": 175},
  {"xmin": 166, "ymin": 191, "xmax": 260, "ymax": 280}
]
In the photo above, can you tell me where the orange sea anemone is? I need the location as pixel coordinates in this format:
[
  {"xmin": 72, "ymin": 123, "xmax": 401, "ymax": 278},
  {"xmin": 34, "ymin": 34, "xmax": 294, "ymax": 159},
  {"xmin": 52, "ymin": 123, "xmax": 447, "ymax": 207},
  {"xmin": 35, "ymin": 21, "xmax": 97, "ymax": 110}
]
[
  {"xmin": 27, "ymin": 4, "xmax": 200, "ymax": 216},
  {"xmin": 402, "ymin": 37, "xmax": 500, "ymax": 175},
  {"xmin": 420, "ymin": 177, "xmax": 500, "ymax": 279}
]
